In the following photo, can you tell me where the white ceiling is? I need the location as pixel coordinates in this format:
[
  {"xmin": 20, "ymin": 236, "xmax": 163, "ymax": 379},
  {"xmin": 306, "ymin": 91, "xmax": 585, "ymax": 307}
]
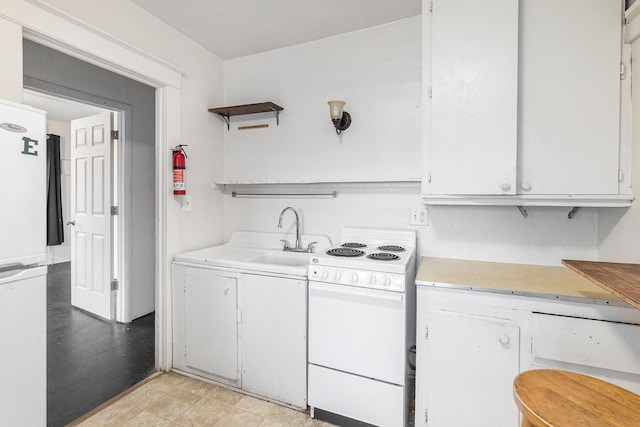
[
  {"xmin": 130, "ymin": 0, "xmax": 422, "ymax": 59},
  {"xmin": 23, "ymin": 91, "xmax": 106, "ymax": 122}
]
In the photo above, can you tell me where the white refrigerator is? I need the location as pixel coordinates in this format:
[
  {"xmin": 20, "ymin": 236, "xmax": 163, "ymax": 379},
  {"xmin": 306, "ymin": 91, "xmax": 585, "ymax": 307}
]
[{"xmin": 0, "ymin": 99, "xmax": 47, "ymax": 426}]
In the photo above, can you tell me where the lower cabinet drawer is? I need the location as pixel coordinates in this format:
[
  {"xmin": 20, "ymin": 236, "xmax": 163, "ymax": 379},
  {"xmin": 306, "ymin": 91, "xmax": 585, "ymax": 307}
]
[{"xmin": 532, "ymin": 313, "xmax": 640, "ymax": 375}]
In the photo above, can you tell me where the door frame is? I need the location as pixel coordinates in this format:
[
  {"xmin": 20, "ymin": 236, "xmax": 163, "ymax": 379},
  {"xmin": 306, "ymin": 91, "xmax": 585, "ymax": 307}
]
[
  {"xmin": 5, "ymin": 1, "xmax": 187, "ymax": 371},
  {"xmin": 24, "ymin": 88, "xmax": 132, "ymax": 323}
]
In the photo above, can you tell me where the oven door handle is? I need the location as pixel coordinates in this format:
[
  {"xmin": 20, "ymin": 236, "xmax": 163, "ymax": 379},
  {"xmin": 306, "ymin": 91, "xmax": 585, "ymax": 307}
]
[{"xmin": 309, "ymin": 281, "xmax": 404, "ymax": 302}]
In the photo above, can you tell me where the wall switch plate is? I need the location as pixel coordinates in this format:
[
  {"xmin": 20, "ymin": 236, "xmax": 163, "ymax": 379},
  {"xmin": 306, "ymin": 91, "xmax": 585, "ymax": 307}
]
[
  {"xmin": 410, "ymin": 208, "xmax": 428, "ymax": 226},
  {"xmin": 182, "ymin": 195, "xmax": 192, "ymax": 212}
]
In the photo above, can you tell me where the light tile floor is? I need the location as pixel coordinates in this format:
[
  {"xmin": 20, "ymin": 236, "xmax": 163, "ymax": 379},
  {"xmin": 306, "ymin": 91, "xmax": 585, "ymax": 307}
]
[{"xmin": 75, "ymin": 372, "xmax": 335, "ymax": 427}]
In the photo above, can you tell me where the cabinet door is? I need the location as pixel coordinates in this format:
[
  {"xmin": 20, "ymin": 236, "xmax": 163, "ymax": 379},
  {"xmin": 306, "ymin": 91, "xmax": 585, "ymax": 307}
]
[
  {"xmin": 239, "ymin": 274, "xmax": 307, "ymax": 408},
  {"xmin": 424, "ymin": 310, "xmax": 520, "ymax": 427},
  {"xmin": 518, "ymin": 0, "xmax": 622, "ymax": 195},
  {"xmin": 428, "ymin": 0, "xmax": 519, "ymax": 195},
  {"xmin": 184, "ymin": 269, "xmax": 238, "ymax": 381}
]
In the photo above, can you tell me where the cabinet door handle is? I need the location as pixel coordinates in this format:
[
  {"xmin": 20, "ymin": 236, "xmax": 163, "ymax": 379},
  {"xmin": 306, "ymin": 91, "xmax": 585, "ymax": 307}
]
[
  {"xmin": 224, "ymin": 287, "xmax": 230, "ymax": 295},
  {"xmin": 521, "ymin": 182, "xmax": 532, "ymax": 191},
  {"xmin": 499, "ymin": 335, "xmax": 510, "ymax": 345},
  {"xmin": 501, "ymin": 183, "xmax": 511, "ymax": 192}
]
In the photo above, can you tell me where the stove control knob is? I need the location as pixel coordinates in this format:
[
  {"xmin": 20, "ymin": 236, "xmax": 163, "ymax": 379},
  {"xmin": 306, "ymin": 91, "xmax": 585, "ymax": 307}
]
[
  {"xmin": 333, "ymin": 270, "xmax": 342, "ymax": 281},
  {"xmin": 382, "ymin": 276, "xmax": 391, "ymax": 287},
  {"xmin": 370, "ymin": 274, "xmax": 377, "ymax": 285},
  {"xmin": 351, "ymin": 272, "xmax": 359, "ymax": 283},
  {"xmin": 321, "ymin": 269, "xmax": 329, "ymax": 280}
]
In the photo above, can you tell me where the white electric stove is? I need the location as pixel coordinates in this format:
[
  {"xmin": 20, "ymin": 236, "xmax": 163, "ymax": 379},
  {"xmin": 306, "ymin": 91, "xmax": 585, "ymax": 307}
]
[{"xmin": 307, "ymin": 226, "xmax": 417, "ymax": 427}]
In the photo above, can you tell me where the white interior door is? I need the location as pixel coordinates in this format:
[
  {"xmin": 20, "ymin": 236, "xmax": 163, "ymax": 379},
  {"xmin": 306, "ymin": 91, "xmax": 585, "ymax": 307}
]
[{"xmin": 70, "ymin": 112, "xmax": 113, "ymax": 320}]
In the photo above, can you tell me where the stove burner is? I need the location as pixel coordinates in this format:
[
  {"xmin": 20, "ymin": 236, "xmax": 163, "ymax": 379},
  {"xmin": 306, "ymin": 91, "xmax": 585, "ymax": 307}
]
[
  {"xmin": 326, "ymin": 248, "xmax": 365, "ymax": 257},
  {"xmin": 377, "ymin": 245, "xmax": 405, "ymax": 252},
  {"xmin": 367, "ymin": 252, "xmax": 400, "ymax": 261},
  {"xmin": 341, "ymin": 242, "xmax": 367, "ymax": 248}
]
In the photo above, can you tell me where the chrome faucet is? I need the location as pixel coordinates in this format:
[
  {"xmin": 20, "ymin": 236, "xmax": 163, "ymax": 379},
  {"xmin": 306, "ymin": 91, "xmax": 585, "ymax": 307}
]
[{"xmin": 277, "ymin": 207, "xmax": 303, "ymax": 252}]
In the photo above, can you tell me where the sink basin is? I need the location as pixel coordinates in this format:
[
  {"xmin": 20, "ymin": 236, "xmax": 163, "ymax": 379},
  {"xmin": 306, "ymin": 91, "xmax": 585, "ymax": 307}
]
[{"xmin": 250, "ymin": 252, "xmax": 311, "ymax": 266}]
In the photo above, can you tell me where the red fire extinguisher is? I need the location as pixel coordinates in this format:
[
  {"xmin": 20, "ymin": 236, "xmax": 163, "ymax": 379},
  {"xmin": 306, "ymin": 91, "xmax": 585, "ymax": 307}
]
[{"xmin": 172, "ymin": 145, "xmax": 188, "ymax": 195}]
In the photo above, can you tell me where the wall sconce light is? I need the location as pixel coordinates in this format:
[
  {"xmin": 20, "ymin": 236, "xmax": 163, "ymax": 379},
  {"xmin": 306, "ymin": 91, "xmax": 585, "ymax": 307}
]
[{"xmin": 327, "ymin": 100, "xmax": 351, "ymax": 135}]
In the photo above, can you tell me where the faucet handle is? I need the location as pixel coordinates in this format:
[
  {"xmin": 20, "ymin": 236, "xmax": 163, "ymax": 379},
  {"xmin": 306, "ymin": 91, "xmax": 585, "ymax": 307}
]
[
  {"xmin": 307, "ymin": 242, "xmax": 318, "ymax": 253},
  {"xmin": 280, "ymin": 239, "xmax": 291, "ymax": 250}
]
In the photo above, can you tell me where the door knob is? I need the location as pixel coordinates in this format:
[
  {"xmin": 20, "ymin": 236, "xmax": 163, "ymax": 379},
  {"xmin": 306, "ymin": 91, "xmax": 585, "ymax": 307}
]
[
  {"xmin": 499, "ymin": 335, "xmax": 510, "ymax": 345},
  {"xmin": 66, "ymin": 220, "xmax": 76, "ymax": 226}
]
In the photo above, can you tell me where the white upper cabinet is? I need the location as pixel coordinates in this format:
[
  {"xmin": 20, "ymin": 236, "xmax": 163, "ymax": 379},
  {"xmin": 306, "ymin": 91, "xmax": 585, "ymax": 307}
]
[
  {"xmin": 423, "ymin": 0, "xmax": 632, "ymax": 206},
  {"xmin": 518, "ymin": 0, "xmax": 622, "ymax": 196},
  {"xmin": 429, "ymin": 0, "xmax": 519, "ymax": 195}
]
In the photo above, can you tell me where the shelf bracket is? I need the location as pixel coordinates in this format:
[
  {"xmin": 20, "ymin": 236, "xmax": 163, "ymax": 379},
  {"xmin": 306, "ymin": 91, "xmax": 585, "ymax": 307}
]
[
  {"xmin": 568, "ymin": 207, "xmax": 582, "ymax": 219},
  {"xmin": 268, "ymin": 106, "xmax": 280, "ymax": 126},
  {"xmin": 517, "ymin": 206, "xmax": 528, "ymax": 218},
  {"xmin": 220, "ymin": 114, "xmax": 231, "ymax": 131}
]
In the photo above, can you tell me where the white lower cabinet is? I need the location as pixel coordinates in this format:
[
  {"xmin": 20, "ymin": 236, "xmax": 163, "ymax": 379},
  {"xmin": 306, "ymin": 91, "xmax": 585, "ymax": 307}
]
[
  {"xmin": 423, "ymin": 311, "xmax": 521, "ymax": 427},
  {"xmin": 184, "ymin": 269, "xmax": 238, "ymax": 381},
  {"xmin": 172, "ymin": 263, "xmax": 308, "ymax": 407},
  {"xmin": 239, "ymin": 273, "xmax": 307, "ymax": 408},
  {"xmin": 415, "ymin": 286, "xmax": 640, "ymax": 427},
  {"xmin": 172, "ymin": 265, "xmax": 239, "ymax": 384}
]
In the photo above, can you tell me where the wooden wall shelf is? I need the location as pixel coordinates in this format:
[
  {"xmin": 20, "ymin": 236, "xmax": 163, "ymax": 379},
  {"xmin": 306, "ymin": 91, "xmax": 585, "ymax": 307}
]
[{"xmin": 209, "ymin": 102, "xmax": 283, "ymax": 130}]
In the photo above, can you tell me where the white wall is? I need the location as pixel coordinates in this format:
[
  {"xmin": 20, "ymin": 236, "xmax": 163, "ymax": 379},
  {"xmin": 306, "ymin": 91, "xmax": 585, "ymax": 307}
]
[
  {"xmin": 223, "ymin": 188, "xmax": 598, "ymax": 266},
  {"xmin": 45, "ymin": 119, "xmax": 71, "ymax": 264},
  {"xmin": 222, "ymin": 18, "xmax": 600, "ymax": 266},
  {"xmin": 223, "ymin": 17, "xmax": 422, "ymax": 183},
  {"xmin": 0, "ymin": 19, "xmax": 22, "ymax": 102}
]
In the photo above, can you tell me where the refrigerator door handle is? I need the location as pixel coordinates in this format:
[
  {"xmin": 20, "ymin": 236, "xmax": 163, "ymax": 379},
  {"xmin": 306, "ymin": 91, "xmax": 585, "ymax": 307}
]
[{"xmin": 66, "ymin": 220, "xmax": 76, "ymax": 226}]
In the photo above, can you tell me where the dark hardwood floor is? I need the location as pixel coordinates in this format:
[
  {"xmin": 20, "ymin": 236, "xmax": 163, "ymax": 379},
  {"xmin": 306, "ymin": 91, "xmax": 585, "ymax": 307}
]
[{"xmin": 47, "ymin": 262, "xmax": 155, "ymax": 427}]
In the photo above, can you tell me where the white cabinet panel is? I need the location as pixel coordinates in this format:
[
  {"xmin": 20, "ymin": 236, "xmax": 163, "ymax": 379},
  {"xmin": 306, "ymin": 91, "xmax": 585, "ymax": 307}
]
[
  {"xmin": 429, "ymin": 0, "xmax": 519, "ymax": 195},
  {"xmin": 239, "ymin": 274, "xmax": 307, "ymax": 408},
  {"xmin": 532, "ymin": 313, "xmax": 640, "ymax": 393},
  {"xmin": 518, "ymin": 0, "xmax": 622, "ymax": 195},
  {"xmin": 424, "ymin": 310, "xmax": 520, "ymax": 427},
  {"xmin": 184, "ymin": 269, "xmax": 238, "ymax": 381},
  {"xmin": 424, "ymin": 0, "xmax": 626, "ymax": 202}
]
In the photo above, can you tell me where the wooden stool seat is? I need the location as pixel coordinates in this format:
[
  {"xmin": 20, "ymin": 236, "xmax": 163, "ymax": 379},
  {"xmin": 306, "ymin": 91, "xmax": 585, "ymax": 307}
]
[{"xmin": 513, "ymin": 369, "xmax": 640, "ymax": 427}]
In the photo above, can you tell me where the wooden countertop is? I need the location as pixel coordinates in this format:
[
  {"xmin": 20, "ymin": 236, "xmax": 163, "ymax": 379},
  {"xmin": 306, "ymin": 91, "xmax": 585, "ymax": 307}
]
[
  {"xmin": 563, "ymin": 260, "xmax": 640, "ymax": 310},
  {"xmin": 416, "ymin": 257, "xmax": 623, "ymax": 304}
]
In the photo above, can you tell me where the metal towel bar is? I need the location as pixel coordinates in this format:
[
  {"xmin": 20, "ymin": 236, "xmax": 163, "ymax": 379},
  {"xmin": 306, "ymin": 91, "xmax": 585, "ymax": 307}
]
[{"xmin": 231, "ymin": 191, "xmax": 338, "ymax": 199}]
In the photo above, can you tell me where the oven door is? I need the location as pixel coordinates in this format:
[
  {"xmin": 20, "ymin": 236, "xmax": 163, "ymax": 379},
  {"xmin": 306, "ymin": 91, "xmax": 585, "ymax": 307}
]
[{"xmin": 308, "ymin": 281, "xmax": 406, "ymax": 385}]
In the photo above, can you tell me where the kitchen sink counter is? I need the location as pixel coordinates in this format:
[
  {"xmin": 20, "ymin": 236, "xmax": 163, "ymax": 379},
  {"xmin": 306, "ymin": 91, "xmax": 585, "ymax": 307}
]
[
  {"xmin": 416, "ymin": 257, "xmax": 626, "ymax": 306},
  {"xmin": 174, "ymin": 231, "xmax": 332, "ymax": 277}
]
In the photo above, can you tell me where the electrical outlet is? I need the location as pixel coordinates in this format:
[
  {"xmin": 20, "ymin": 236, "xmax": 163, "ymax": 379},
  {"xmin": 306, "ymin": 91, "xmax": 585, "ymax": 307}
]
[
  {"xmin": 182, "ymin": 195, "xmax": 192, "ymax": 212},
  {"xmin": 410, "ymin": 208, "xmax": 428, "ymax": 226}
]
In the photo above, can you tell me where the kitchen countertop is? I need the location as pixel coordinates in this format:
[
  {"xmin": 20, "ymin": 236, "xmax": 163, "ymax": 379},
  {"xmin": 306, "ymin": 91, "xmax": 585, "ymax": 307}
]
[
  {"xmin": 563, "ymin": 260, "xmax": 640, "ymax": 310},
  {"xmin": 416, "ymin": 257, "xmax": 625, "ymax": 305}
]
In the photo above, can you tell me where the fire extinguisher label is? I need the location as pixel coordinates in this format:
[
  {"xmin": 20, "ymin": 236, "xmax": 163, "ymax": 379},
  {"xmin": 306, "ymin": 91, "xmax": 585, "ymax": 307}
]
[{"xmin": 173, "ymin": 169, "xmax": 185, "ymax": 190}]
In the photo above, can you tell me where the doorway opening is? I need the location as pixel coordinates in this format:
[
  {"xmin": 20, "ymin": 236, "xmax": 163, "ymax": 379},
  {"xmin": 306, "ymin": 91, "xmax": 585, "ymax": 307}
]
[{"xmin": 22, "ymin": 87, "xmax": 156, "ymax": 425}]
